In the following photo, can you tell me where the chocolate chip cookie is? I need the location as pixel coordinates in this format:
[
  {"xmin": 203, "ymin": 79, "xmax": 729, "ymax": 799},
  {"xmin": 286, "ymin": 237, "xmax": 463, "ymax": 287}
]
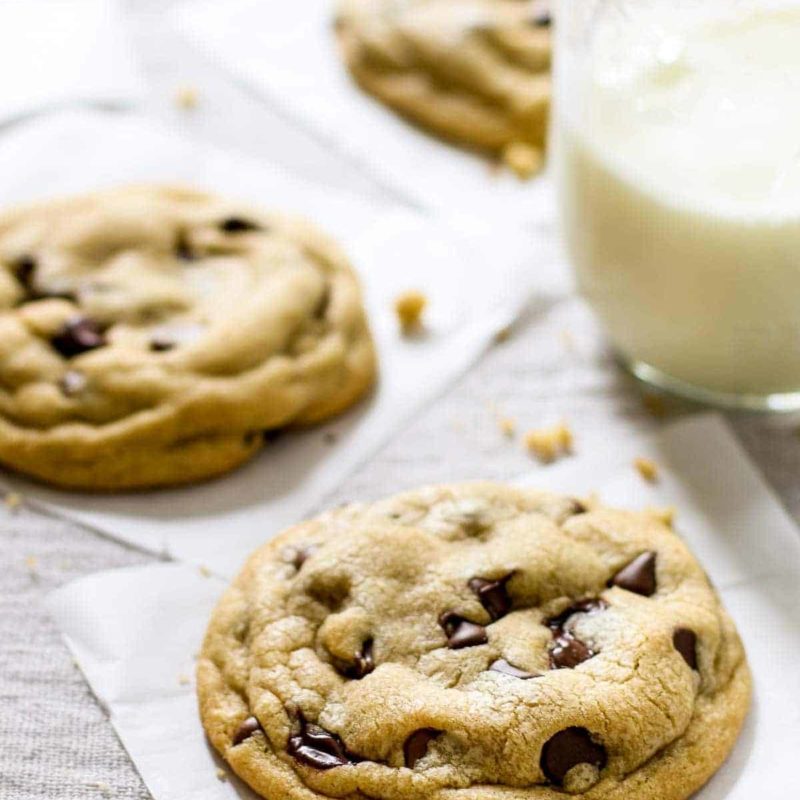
[
  {"xmin": 335, "ymin": 0, "xmax": 552, "ymax": 177},
  {"xmin": 197, "ymin": 483, "xmax": 750, "ymax": 799},
  {"xmin": 0, "ymin": 185, "xmax": 376, "ymax": 490}
]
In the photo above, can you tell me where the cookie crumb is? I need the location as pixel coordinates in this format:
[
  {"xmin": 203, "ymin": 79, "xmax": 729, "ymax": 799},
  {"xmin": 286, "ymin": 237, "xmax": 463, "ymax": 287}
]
[
  {"xmin": 174, "ymin": 85, "xmax": 199, "ymax": 110},
  {"xmin": 25, "ymin": 555, "xmax": 38, "ymax": 574},
  {"xmin": 524, "ymin": 422, "xmax": 573, "ymax": 463},
  {"xmin": 634, "ymin": 457, "xmax": 659, "ymax": 483},
  {"xmin": 642, "ymin": 393, "xmax": 668, "ymax": 417},
  {"xmin": 647, "ymin": 506, "xmax": 676, "ymax": 528},
  {"xmin": 502, "ymin": 142, "xmax": 543, "ymax": 179},
  {"xmin": 323, "ymin": 431, "xmax": 339, "ymax": 445},
  {"xmin": 178, "ymin": 673, "xmax": 191, "ymax": 686},
  {"xmin": 394, "ymin": 290, "xmax": 427, "ymax": 334},
  {"xmin": 494, "ymin": 325, "xmax": 512, "ymax": 344},
  {"xmin": 198, "ymin": 565, "xmax": 212, "ymax": 578},
  {"xmin": 560, "ymin": 328, "xmax": 576, "ymax": 352},
  {"xmin": 5, "ymin": 491, "xmax": 22, "ymax": 511},
  {"xmin": 216, "ymin": 768, "xmax": 228, "ymax": 782},
  {"xmin": 498, "ymin": 417, "xmax": 516, "ymax": 438}
]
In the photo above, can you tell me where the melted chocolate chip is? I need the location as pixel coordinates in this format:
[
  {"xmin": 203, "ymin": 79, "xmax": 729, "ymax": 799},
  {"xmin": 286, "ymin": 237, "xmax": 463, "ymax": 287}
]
[
  {"xmin": 546, "ymin": 599, "xmax": 607, "ymax": 670},
  {"xmin": 673, "ymin": 628, "xmax": 698, "ymax": 670},
  {"xmin": 489, "ymin": 659, "xmax": 539, "ymax": 679},
  {"xmin": 232, "ymin": 716, "xmax": 262, "ymax": 746},
  {"xmin": 345, "ymin": 639, "xmax": 375, "ymax": 680},
  {"xmin": 288, "ymin": 719, "xmax": 352, "ymax": 770},
  {"xmin": 404, "ymin": 728, "xmax": 441, "ymax": 768},
  {"xmin": 468, "ymin": 574, "xmax": 513, "ymax": 621},
  {"xmin": 610, "ymin": 552, "xmax": 657, "ymax": 596},
  {"xmin": 175, "ymin": 231, "xmax": 196, "ymax": 261},
  {"xmin": 12, "ymin": 256, "xmax": 36, "ymax": 289},
  {"xmin": 51, "ymin": 317, "xmax": 107, "ymax": 358},
  {"xmin": 439, "ymin": 613, "xmax": 488, "ymax": 649},
  {"xmin": 59, "ymin": 370, "xmax": 87, "ymax": 397},
  {"xmin": 550, "ymin": 634, "xmax": 594, "ymax": 669},
  {"xmin": 150, "ymin": 337, "xmax": 175, "ymax": 352},
  {"xmin": 532, "ymin": 10, "xmax": 551, "ymax": 27},
  {"xmin": 541, "ymin": 727, "xmax": 607, "ymax": 786},
  {"xmin": 314, "ymin": 285, "xmax": 331, "ymax": 319},
  {"xmin": 566, "ymin": 499, "xmax": 587, "ymax": 516},
  {"xmin": 219, "ymin": 217, "xmax": 261, "ymax": 234},
  {"xmin": 12, "ymin": 256, "xmax": 76, "ymax": 303}
]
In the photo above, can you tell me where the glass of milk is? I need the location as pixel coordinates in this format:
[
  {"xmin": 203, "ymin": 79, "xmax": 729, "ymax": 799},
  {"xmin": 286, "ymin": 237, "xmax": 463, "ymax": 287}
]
[{"xmin": 555, "ymin": 0, "xmax": 800, "ymax": 410}]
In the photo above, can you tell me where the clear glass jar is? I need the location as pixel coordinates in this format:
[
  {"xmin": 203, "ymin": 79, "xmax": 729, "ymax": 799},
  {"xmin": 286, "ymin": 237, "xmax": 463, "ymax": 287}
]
[{"xmin": 554, "ymin": 0, "xmax": 800, "ymax": 410}]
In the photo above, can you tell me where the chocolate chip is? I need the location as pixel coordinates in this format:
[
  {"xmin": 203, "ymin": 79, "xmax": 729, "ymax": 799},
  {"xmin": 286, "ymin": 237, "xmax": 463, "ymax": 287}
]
[
  {"xmin": 550, "ymin": 634, "xmax": 595, "ymax": 669},
  {"xmin": 12, "ymin": 255, "xmax": 36, "ymax": 289},
  {"xmin": 673, "ymin": 628, "xmax": 698, "ymax": 670},
  {"xmin": 314, "ymin": 285, "xmax": 331, "ymax": 319},
  {"xmin": 532, "ymin": 11, "xmax": 551, "ymax": 27},
  {"xmin": 51, "ymin": 317, "xmax": 107, "ymax": 358},
  {"xmin": 232, "ymin": 716, "xmax": 262, "ymax": 746},
  {"xmin": 546, "ymin": 599, "xmax": 607, "ymax": 670},
  {"xmin": 150, "ymin": 338, "xmax": 175, "ymax": 352},
  {"xmin": 263, "ymin": 428, "xmax": 284, "ymax": 444},
  {"xmin": 59, "ymin": 370, "xmax": 87, "ymax": 397},
  {"xmin": 219, "ymin": 217, "xmax": 261, "ymax": 233},
  {"xmin": 12, "ymin": 256, "xmax": 76, "ymax": 303},
  {"xmin": 404, "ymin": 728, "xmax": 441, "ymax": 768},
  {"xmin": 175, "ymin": 231, "xmax": 196, "ymax": 261},
  {"xmin": 439, "ymin": 613, "xmax": 488, "ymax": 649},
  {"xmin": 468, "ymin": 574, "xmax": 513, "ymax": 621},
  {"xmin": 345, "ymin": 639, "xmax": 375, "ymax": 680},
  {"xmin": 610, "ymin": 552, "xmax": 657, "ymax": 596},
  {"xmin": 566, "ymin": 498, "xmax": 587, "ymax": 516},
  {"xmin": 541, "ymin": 727, "xmax": 607, "ymax": 786},
  {"xmin": 529, "ymin": 1, "xmax": 552, "ymax": 28},
  {"xmin": 489, "ymin": 659, "xmax": 539, "ymax": 679},
  {"xmin": 288, "ymin": 718, "xmax": 352, "ymax": 770}
]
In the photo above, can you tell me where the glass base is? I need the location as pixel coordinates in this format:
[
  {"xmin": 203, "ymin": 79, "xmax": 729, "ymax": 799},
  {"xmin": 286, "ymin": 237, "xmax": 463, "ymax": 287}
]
[{"xmin": 623, "ymin": 357, "xmax": 800, "ymax": 413}]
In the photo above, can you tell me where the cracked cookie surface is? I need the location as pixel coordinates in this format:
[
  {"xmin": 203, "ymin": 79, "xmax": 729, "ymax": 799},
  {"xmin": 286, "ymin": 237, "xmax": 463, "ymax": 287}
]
[
  {"xmin": 198, "ymin": 482, "xmax": 750, "ymax": 799},
  {"xmin": 335, "ymin": 0, "xmax": 552, "ymax": 176},
  {"xmin": 0, "ymin": 185, "xmax": 376, "ymax": 490}
]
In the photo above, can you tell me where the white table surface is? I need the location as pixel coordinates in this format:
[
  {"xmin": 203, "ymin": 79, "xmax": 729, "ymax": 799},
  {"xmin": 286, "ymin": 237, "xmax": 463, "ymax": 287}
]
[{"xmin": 2, "ymin": 2, "xmax": 800, "ymax": 798}]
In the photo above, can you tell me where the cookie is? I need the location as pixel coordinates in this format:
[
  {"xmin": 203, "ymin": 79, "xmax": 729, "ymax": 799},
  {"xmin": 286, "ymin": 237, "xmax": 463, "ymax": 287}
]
[
  {"xmin": 198, "ymin": 483, "xmax": 751, "ymax": 800},
  {"xmin": 0, "ymin": 185, "xmax": 376, "ymax": 490},
  {"xmin": 335, "ymin": 0, "xmax": 552, "ymax": 177}
]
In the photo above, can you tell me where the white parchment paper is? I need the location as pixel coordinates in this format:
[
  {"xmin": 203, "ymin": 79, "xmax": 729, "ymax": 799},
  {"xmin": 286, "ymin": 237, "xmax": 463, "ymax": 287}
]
[
  {"xmin": 0, "ymin": 0, "xmax": 144, "ymax": 125},
  {"xmin": 47, "ymin": 413, "xmax": 800, "ymax": 799},
  {"xmin": 172, "ymin": 0, "xmax": 557, "ymax": 224},
  {"xmin": 0, "ymin": 110, "xmax": 536, "ymax": 577}
]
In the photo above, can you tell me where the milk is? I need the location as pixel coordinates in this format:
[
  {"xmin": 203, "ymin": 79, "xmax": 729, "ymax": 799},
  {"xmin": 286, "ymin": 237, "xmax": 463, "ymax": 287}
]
[{"xmin": 558, "ymin": 1, "xmax": 800, "ymax": 399}]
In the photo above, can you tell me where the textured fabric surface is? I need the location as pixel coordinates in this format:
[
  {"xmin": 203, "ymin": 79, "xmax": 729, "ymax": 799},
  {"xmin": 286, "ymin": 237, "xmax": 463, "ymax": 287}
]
[
  {"xmin": 3, "ymin": 2, "xmax": 800, "ymax": 798},
  {"xmin": 3, "ymin": 293, "xmax": 799, "ymax": 800}
]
